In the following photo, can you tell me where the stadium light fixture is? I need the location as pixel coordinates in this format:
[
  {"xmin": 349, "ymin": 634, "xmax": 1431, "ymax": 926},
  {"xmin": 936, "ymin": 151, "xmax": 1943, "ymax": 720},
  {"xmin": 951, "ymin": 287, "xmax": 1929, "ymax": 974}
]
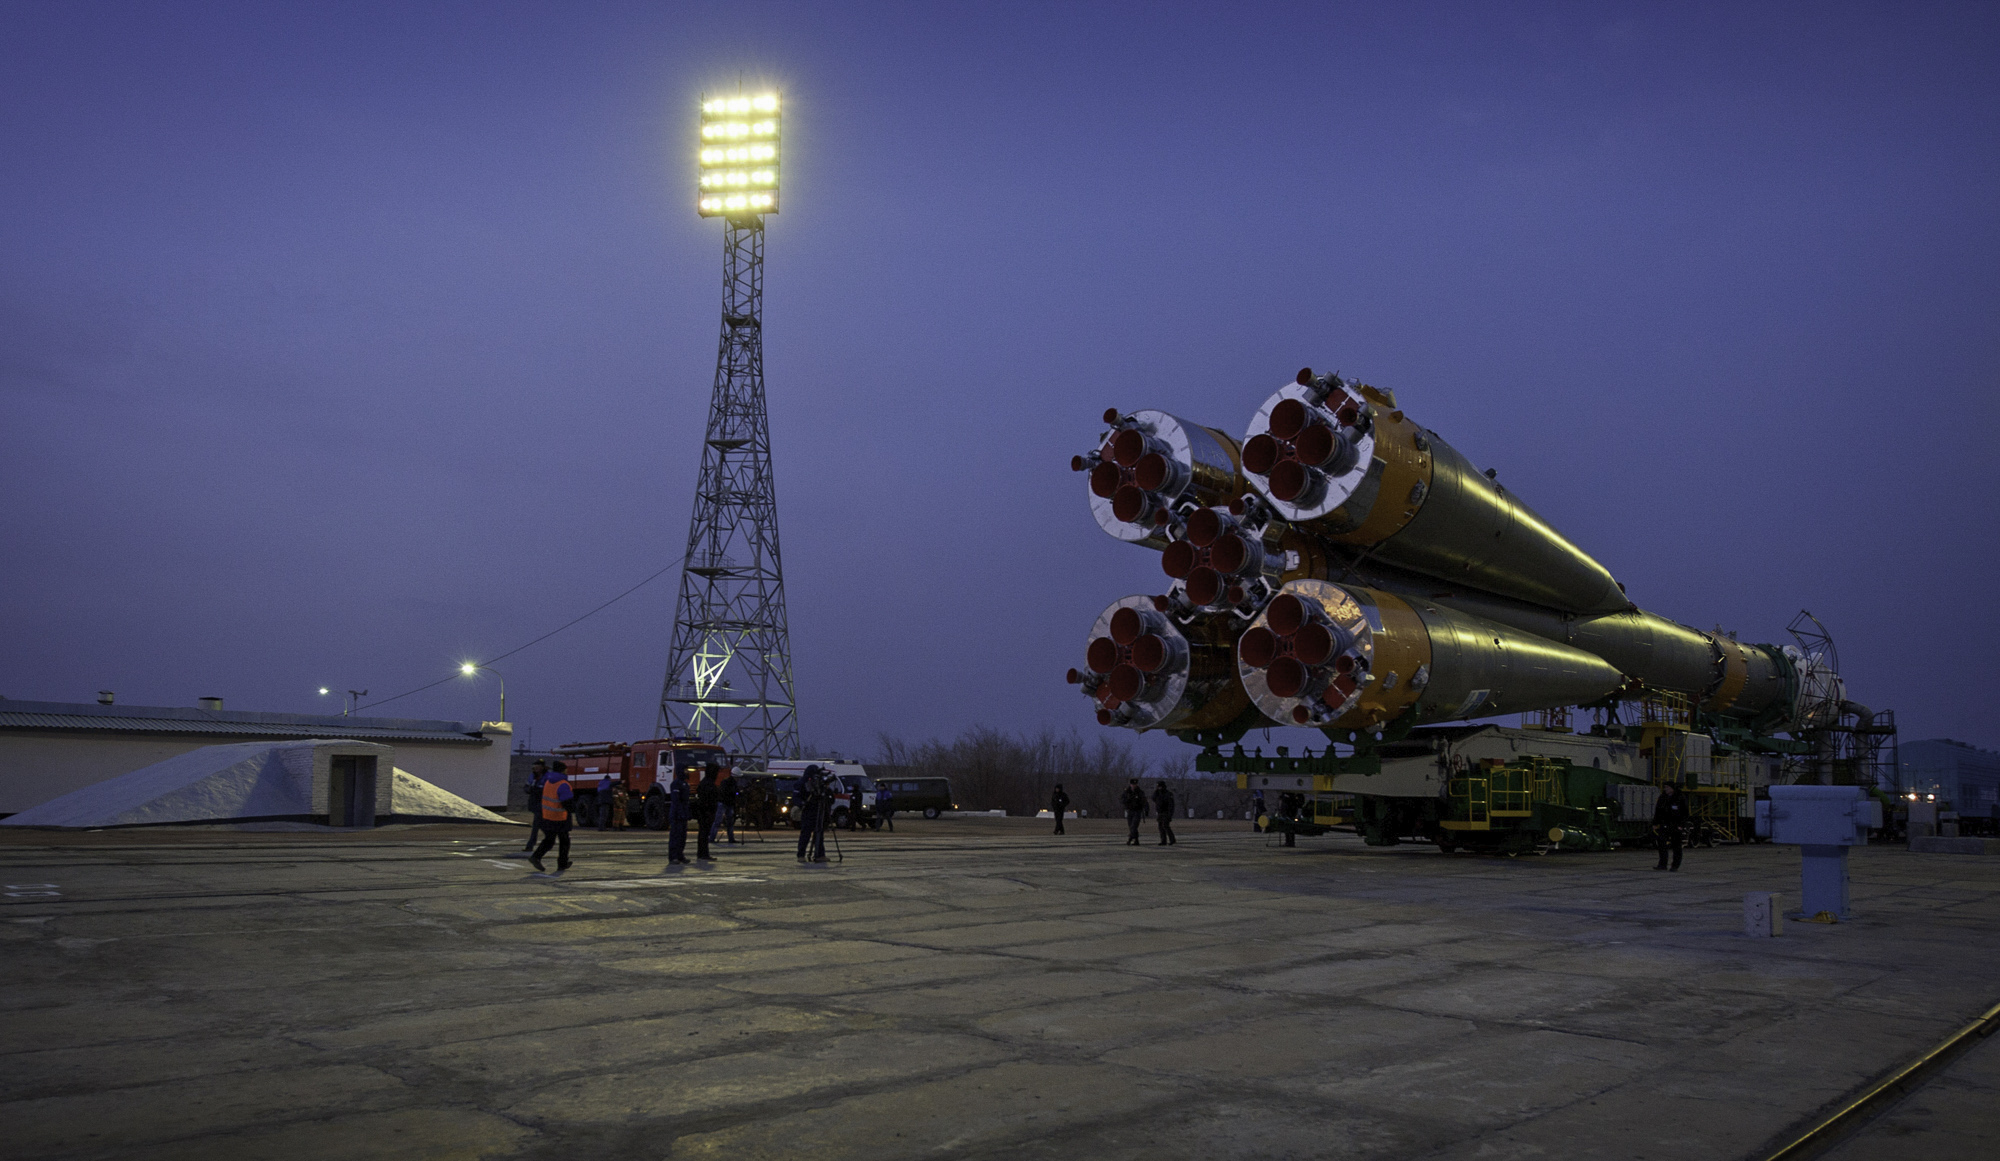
[{"xmin": 698, "ymin": 92, "xmax": 780, "ymax": 217}]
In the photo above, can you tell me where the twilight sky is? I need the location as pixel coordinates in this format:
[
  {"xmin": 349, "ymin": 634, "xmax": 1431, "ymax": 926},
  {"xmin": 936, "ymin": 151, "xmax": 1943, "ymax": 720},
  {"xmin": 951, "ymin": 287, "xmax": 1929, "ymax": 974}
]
[{"xmin": 3, "ymin": 1, "xmax": 1996, "ymax": 762}]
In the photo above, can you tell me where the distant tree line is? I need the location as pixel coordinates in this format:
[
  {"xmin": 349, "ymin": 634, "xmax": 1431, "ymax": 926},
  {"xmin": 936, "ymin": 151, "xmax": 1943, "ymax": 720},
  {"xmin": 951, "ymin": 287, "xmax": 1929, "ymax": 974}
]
[{"xmin": 871, "ymin": 725, "xmax": 1251, "ymax": 820}]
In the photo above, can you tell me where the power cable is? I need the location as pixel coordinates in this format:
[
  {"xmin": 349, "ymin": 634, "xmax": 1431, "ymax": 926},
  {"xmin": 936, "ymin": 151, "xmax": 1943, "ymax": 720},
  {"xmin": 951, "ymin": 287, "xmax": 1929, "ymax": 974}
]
[{"xmin": 357, "ymin": 556, "xmax": 684, "ymax": 714}]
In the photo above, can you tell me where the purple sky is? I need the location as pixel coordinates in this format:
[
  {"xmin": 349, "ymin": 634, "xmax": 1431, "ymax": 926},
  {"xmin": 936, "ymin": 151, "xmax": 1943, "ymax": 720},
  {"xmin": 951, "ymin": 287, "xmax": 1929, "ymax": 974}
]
[{"xmin": 3, "ymin": 2, "xmax": 1996, "ymax": 762}]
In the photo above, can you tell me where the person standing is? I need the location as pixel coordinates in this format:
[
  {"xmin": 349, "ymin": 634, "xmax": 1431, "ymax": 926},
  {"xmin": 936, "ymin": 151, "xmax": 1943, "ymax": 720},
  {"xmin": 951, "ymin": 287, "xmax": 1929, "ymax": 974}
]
[
  {"xmin": 716, "ymin": 767, "xmax": 739, "ymax": 844},
  {"xmin": 796, "ymin": 765, "xmax": 829, "ymax": 863},
  {"xmin": 1152, "ymin": 781, "xmax": 1178, "ymax": 846},
  {"xmin": 596, "ymin": 775, "xmax": 615, "ymax": 830},
  {"xmin": 1251, "ymin": 789, "xmax": 1267, "ymax": 832},
  {"xmin": 521, "ymin": 759, "xmax": 548, "ymax": 851},
  {"xmin": 695, "ymin": 766, "xmax": 719, "ymax": 861},
  {"xmin": 667, "ymin": 768, "xmax": 692, "ymax": 865},
  {"xmin": 609, "ymin": 781, "xmax": 629, "ymax": 830},
  {"xmin": 1121, "ymin": 778, "xmax": 1147, "ymax": 846},
  {"xmin": 1050, "ymin": 783, "xmax": 1071, "ymax": 835},
  {"xmin": 1653, "ymin": 782, "xmax": 1689, "ymax": 871},
  {"xmin": 530, "ymin": 762, "xmax": 574, "ymax": 875},
  {"xmin": 876, "ymin": 782, "xmax": 895, "ymax": 831}
]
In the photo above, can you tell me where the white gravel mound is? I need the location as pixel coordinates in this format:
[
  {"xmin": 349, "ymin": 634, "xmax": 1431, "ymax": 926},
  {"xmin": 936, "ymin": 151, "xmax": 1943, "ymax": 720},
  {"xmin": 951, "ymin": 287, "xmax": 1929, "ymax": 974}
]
[{"xmin": 0, "ymin": 740, "xmax": 511, "ymax": 828}]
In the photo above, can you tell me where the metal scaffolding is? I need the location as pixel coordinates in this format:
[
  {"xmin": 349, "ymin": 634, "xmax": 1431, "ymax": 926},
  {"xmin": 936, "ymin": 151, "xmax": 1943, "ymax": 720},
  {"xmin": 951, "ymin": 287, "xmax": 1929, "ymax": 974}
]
[{"xmin": 658, "ymin": 215, "xmax": 799, "ymax": 765}]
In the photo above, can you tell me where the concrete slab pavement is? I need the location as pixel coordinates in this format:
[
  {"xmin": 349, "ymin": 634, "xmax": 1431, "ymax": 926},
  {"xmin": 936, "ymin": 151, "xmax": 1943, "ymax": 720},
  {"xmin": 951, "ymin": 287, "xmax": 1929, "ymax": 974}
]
[{"xmin": 0, "ymin": 818, "xmax": 1995, "ymax": 1159}]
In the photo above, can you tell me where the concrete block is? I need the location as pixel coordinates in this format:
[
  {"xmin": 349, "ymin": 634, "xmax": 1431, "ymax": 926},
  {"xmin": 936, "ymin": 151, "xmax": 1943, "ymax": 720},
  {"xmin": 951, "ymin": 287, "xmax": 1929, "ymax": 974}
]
[
  {"xmin": 1909, "ymin": 836, "xmax": 2000, "ymax": 855},
  {"xmin": 1744, "ymin": 892, "xmax": 1781, "ymax": 937}
]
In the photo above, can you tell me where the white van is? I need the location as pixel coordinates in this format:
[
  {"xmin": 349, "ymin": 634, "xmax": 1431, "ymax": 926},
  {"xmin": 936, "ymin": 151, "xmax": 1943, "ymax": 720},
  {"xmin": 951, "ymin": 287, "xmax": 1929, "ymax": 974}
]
[{"xmin": 765, "ymin": 759, "xmax": 878, "ymax": 828}]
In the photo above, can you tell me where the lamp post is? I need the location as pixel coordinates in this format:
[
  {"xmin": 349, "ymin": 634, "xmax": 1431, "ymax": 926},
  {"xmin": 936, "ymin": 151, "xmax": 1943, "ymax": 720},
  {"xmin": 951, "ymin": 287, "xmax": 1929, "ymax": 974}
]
[
  {"xmin": 460, "ymin": 663, "xmax": 505, "ymax": 723},
  {"xmin": 319, "ymin": 687, "xmax": 367, "ymax": 716}
]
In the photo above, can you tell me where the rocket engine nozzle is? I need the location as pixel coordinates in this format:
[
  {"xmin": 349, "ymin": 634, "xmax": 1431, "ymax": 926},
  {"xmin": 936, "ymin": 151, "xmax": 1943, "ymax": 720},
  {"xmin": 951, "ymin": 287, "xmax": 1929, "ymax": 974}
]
[
  {"xmin": 1238, "ymin": 590, "xmax": 1361, "ymax": 721},
  {"xmin": 1243, "ymin": 382, "xmax": 1371, "ymax": 520},
  {"xmin": 1073, "ymin": 596, "xmax": 1270, "ymax": 733},
  {"xmin": 1080, "ymin": 410, "xmax": 1246, "ymax": 549},
  {"xmin": 1077, "ymin": 600, "xmax": 1192, "ymax": 729},
  {"xmin": 1159, "ymin": 505, "xmax": 1280, "ymax": 616}
]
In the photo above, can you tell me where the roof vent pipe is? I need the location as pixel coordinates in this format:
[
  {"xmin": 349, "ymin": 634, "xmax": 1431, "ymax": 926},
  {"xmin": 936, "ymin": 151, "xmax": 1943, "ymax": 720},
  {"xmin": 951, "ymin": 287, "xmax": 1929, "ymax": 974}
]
[
  {"xmin": 198, "ymin": 697, "xmax": 224, "ymax": 712},
  {"xmin": 98, "ymin": 690, "xmax": 115, "ymax": 705}
]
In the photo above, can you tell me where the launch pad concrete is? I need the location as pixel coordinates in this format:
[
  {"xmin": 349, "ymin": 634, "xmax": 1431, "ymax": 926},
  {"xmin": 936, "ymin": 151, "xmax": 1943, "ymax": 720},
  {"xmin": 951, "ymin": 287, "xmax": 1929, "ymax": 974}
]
[{"xmin": 2, "ymin": 818, "xmax": 1996, "ymax": 1160}]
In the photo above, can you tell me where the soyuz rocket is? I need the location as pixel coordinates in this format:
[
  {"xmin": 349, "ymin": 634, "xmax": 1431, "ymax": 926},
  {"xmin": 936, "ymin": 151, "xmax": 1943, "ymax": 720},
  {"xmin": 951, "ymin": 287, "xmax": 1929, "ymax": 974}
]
[{"xmin": 1069, "ymin": 369, "xmax": 1843, "ymax": 743}]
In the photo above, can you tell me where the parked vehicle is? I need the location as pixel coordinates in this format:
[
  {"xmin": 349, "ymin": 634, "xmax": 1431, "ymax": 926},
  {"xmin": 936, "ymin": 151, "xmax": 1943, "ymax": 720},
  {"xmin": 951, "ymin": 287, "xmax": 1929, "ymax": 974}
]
[
  {"xmin": 553, "ymin": 739, "xmax": 730, "ymax": 829},
  {"xmin": 876, "ymin": 777, "xmax": 956, "ymax": 819},
  {"xmin": 764, "ymin": 760, "xmax": 879, "ymax": 829}
]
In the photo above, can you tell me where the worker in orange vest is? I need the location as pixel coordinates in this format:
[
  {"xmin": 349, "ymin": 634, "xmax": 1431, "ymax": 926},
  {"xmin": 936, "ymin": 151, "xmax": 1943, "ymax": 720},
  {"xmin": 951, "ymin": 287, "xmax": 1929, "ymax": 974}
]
[{"xmin": 530, "ymin": 761, "xmax": 575, "ymax": 875}]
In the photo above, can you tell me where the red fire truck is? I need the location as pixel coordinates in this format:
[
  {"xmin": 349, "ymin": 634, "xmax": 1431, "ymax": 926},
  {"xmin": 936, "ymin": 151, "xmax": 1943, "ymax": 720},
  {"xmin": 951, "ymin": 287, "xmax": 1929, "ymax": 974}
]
[{"xmin": 554, "ymin": 738, "xmax": 730, "ymax": 829}]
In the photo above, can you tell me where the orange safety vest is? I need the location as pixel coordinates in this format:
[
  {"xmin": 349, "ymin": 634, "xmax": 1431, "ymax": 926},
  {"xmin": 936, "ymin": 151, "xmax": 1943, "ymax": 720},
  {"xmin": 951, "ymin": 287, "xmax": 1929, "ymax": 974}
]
[{"xmin": 541, "ymin": 779, "xmax": 570, "ymax": 822}]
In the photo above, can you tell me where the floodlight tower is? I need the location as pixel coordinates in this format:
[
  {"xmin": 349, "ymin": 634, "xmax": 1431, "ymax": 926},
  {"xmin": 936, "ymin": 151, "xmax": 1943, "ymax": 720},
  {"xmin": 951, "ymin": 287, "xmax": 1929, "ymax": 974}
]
[{"xmin": 657, "ymin": 92, "xmax": 800, "ymax": 765}]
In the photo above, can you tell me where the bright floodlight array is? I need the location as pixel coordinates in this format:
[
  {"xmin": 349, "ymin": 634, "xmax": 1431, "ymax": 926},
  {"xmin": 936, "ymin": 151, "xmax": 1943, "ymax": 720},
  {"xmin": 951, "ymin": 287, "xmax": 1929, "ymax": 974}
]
[{"xmin": 698, "ymin": 93, "xmax": 780, "ymax": 217}]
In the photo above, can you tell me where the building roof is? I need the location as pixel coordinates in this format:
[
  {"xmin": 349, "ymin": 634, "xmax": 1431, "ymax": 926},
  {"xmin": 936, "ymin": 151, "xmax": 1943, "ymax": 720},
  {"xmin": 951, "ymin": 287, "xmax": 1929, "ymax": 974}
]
[{"xmin": 0, "ymin": 698, "xmax": 493, "ymax": 746}]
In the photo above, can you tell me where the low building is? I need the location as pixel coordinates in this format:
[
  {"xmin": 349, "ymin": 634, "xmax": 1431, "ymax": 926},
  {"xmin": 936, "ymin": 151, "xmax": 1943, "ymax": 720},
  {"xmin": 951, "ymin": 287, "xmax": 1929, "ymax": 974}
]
[
  {"xmin": 0, "ymin": 696, "xmax": 512, "ymax": 815},
  {"xmin": 1899, "ymin": 739, "xmax": 2000, "ymax": 817}
]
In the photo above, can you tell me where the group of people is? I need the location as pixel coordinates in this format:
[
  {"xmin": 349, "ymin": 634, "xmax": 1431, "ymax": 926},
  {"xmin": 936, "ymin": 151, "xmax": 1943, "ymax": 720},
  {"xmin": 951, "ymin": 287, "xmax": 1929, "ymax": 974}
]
[
  {"xmin": 662, "ymin": 761, "xmax": 743, "ymax": 864},
  {"xmin": 519, "ymin": 757, "xmax": 744, "ymax": 875},
  {"xmin": 1043, "ymin": 778, "xmax": 1180, "ymax": 847},
  {"xmin": 526, "ymin": 761, "xmax": 1697, "ymax": 870}
]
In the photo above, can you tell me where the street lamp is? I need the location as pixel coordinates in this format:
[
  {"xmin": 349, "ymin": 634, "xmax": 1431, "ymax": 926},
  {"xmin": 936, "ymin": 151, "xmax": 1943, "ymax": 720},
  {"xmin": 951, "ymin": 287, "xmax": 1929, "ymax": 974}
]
[
  {"xmin": 460, "ymin": 663, "xmax": 506, "ymax": 723},
  {"xmin": 319, "ymin": 687, "xmax": 366, "ymax": 716}
]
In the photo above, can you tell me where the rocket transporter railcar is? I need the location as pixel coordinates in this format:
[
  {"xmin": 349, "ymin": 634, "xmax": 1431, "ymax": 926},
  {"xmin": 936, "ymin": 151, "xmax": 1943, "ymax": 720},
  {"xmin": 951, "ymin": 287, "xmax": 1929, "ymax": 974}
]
[{"xmin": 1069, "ymin": 369, "xmax": 1885, "ymax": 852}]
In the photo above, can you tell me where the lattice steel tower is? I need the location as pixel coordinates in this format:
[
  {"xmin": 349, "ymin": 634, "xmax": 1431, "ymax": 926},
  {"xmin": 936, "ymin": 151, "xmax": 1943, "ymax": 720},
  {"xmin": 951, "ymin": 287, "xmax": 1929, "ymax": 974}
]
[{"xmin": 658, "ymin": 92, "xmax": 799, "ymax": 764}]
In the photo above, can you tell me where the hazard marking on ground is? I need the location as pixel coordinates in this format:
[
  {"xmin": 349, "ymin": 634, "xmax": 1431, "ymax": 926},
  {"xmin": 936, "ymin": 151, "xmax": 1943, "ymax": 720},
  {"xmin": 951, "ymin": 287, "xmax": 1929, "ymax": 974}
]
[
  {"xmin": 485, "ymin": 860, "xmax": 523, "ymax": 871},
  {"xmin": 6, "ymin": 883, "xmax": 61, "ymax": 899}
]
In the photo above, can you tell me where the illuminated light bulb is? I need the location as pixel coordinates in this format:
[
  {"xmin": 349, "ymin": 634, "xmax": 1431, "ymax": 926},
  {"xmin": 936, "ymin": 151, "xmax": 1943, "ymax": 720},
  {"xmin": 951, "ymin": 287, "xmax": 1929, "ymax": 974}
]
[
  {"xmin": 754, "ymin": 94, "xmax": 777, "ymax": 111},
  {"xmin": 728, "ymin": 97, "xmax": 749, "ymax": 113}
]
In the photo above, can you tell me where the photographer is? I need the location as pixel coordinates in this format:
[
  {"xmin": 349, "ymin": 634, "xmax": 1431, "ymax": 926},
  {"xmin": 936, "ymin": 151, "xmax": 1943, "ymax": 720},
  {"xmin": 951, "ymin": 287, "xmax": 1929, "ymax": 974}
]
[{"xmin": 796, "ymin": 764, "xmax": 830, "ymax": 863}]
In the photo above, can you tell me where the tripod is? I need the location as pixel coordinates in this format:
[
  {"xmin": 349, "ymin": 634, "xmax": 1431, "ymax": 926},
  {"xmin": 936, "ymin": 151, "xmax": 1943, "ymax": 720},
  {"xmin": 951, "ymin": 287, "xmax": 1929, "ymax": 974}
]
[{"xmin": 798, "ymin": 795, "xmax": 842, "ymax": 863}]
